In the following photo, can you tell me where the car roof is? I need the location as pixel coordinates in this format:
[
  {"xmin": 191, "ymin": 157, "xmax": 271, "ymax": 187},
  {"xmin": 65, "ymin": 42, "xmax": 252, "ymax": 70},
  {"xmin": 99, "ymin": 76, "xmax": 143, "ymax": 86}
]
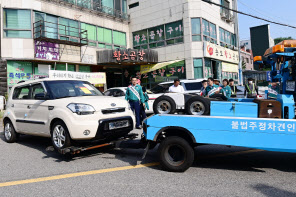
[{"xmin": 159, "ymin": 78, "xmax": 206, "ymax": 84}]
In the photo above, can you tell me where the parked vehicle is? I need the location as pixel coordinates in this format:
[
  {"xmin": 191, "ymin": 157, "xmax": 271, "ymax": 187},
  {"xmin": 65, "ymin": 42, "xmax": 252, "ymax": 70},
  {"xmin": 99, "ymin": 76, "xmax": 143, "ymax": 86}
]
[{"xmin": 3, "ymin": 79, "xmax": 135, "ymax": 152}]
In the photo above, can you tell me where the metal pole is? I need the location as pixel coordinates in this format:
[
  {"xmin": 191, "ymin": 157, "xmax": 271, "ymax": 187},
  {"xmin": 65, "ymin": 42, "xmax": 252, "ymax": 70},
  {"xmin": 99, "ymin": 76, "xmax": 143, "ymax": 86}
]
[{"xmin": 233, "ymin": 0, "xmax": 242, "ymax": 85}]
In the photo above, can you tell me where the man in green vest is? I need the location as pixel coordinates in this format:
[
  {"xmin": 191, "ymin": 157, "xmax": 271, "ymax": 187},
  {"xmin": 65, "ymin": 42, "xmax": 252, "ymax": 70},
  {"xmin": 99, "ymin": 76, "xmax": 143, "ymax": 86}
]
[
  {"xmin": 229, "ymin": 79, "xmax": 237, "ymax": 98},
  {"xmin": 125, "ymin": 77, "xmax": 145, "ymax": 129},
  {"xmin": 268, "ymin": 79, "xmax": 280, "ymax": 99},
  {"xmin": 244, "ymin": 78, "xmax": 258, "ymax": 98},
  {"xmin": 205, "ymin": 77, "xmax": 221, "ymax": 97}
]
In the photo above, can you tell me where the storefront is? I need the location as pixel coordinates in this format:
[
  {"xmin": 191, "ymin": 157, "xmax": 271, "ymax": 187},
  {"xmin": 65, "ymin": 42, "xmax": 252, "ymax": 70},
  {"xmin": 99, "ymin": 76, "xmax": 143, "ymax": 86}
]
[{"xmin": 203, "ymin": 41, "xmax": 239, "ymax": 84}]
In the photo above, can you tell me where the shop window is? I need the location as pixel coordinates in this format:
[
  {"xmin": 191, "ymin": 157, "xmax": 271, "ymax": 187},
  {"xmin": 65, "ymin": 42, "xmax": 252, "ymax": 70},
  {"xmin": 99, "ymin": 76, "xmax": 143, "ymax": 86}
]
[
  {"xmin": 219, "ymin": 27, "xmax": 236, "ymax": 48},
  {"xmin": 81, "ymin": 23, "xmax": 97, "ymax": 43},
  {"xmin": 133, "ymin": 20, "xmax": 183, "ymax": 49},
  {"xmin": 77, "ymin": 0, "xmax": 92, "ymax": 9},
  {"xmin": 59, "ymin": 17, "xmax": 79, "ymax": 41},
  {"xmin": 4, "ymin": 9, "xmax": 32, "ymax": 38},
  {"xmin": 191, "ymin": 18, "xmax": 201, "ymax": 41},
  {"xmin": 113, "ymin": 31, "xmax": 126, "ymax": 46},
  {"xmin": 102, "ymin": 0, "xmax": 114, "ymax": 14},
  {"xmin": 97, "ymin": 27, "xmax": 112, "ymax": 48},
  {"xmin": 148, "ymin": 25, "xmax": 165, "ymax": 49},
  {"xmin": 193, "ymin": 59, "xmax": 203, "ymax": 79},
  {"xmin": 122, "ymin": 0, "xmax": 127, "ymax": 13},
  {"xmin": 79, "ymin": 65, "xmax": 91, "ymax": 72},
  {"xmin": 202, "ymin": 19, "xmax": 217, "ymax": 44},
  {"xmin": 220, "ymin": 0, "xmax": 230, "ymax": 18}
]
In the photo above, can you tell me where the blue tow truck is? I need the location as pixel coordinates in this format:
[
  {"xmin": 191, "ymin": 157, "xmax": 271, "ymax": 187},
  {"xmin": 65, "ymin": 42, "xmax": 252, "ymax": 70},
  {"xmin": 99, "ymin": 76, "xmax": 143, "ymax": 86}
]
[{"xmin": 143, "ymin": 40, "xmax": 296, "ymax": 172}]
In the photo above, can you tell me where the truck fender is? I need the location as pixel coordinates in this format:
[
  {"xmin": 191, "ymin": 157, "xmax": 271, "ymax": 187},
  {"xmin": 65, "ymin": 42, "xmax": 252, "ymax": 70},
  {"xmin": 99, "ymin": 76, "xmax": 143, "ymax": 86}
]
[{"xmin": 153, "ymin": 126, "xmax": 196, "ymax": 144}]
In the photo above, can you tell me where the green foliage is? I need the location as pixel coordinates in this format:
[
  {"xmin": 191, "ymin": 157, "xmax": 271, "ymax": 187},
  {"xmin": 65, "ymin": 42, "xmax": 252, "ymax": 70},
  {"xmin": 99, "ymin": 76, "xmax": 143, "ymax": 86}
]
[{"xmin": 274, "ymin": 37, "xmax": 294, "ymax": 45}]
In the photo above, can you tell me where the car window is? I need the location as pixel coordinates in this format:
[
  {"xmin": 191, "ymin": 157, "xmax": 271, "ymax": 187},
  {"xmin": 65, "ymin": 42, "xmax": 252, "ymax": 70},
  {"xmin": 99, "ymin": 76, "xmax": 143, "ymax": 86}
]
[
  {"xmin": 150, "ymin": 83, "xmax": 173, "ymax": 93},
  {"xmin": 184, "ymin": 82, "xmax": 202, "ymax": 91},
  {"xmin": 104, "ymin": 90, "xmax": 113, "ymax": 96},
  {"xmin": 32, "ymin": 84, "xmax": 45, "ymax": 99},
  {"xmin": 113, "ymin": 89, "xmax": 125, "ymax": 97},
  {"xmin": 13, "ymin": 86, "xmax": 30, "ymax": 100},
  {"xmin": 47, "ymin": 80, "xmax": 103, "ymax": 99}
]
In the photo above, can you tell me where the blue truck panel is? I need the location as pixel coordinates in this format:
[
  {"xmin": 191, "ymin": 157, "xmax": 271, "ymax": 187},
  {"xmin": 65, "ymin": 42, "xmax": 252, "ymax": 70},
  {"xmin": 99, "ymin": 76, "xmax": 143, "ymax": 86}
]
[
  {"xmin": 277, "ymin": 94, "xmax": 295, "ymax": 119},
  {"xmin": 145, "ymin": 114, "xmax": 296, "ymax": 153},
  {"xmin": 210, "ymin": 101, "xmax": 258, "ymax": 118}
]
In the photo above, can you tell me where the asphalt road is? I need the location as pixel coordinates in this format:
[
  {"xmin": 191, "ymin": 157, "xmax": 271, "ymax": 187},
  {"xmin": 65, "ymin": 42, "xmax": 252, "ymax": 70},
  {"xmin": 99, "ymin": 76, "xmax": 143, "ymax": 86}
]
[{"xmin": 1, "ymin": 126, "xmax": 296, "ymax": 197}]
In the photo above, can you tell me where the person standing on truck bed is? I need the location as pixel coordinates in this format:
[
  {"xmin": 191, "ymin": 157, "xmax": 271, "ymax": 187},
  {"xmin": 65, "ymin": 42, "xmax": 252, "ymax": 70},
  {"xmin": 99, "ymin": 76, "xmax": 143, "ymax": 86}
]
[
  {"xmin": 229, "ymin": 78, "xmax": 237, "ymax": 98},
  {"xmin": 168, "ymin": 79, "xmax": 184, "ymax": 93},
  {"xmin": 205, "ymin": 77, "xmax": 221, "ymax": 97},
  {"xmin": 267, "ymin": 79, "xmax": 280, "ymax": 99},
  {"xmin": 125, "ymin": 77, "xmax": 145, "ymax": 129},
  {"xmin": 221, "ymin": 79, "xmax": 231, "ymax": 99},
  {"xmin": 244, "ymin": 78, "xmax": 258, "ymax": 98}
]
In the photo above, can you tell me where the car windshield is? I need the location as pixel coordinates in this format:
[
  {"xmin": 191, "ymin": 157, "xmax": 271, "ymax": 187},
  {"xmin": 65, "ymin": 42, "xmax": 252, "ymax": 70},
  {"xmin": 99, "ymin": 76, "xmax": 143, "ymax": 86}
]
[
  {"xmin": 46, "ymin": 80, "xmax": 103, "ymax": 99},
  {"xmin": 150, "ymin": 83, "xmax": 174, "ymax": 94}
]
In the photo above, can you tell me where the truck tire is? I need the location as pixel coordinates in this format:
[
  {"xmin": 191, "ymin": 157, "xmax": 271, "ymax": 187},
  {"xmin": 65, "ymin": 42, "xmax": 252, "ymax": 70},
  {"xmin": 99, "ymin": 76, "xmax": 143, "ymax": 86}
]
[
  {"xmin": 153, "ymin": 96, "xmax": 176, "ymax": 114},
  {"xmin": 158, "ymin": 136, "xmax": 194, "ymax": 172},
  {"xmin": 3, "ymin": 120, "xmax": 18, "ymax": 143},
  {"xmin": 185, "ymin": 96, "xmax": 210, "ymax": 115},
  {"xmin": 51, "ymin": 120, "xmax": 72, "ymax": 152}
]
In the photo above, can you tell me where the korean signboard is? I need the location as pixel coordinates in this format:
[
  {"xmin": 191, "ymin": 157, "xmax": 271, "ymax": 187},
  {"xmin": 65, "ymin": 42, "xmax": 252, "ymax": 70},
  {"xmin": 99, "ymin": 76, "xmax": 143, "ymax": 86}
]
[
  {"xmin": 49, "ymin": 70, "xmax": 106, "ymax": 84},
  {"xmin": 97, "ymin": 49, "xmax": 158, "ymax": 64},
  {"xmin": 7, "ymin": 61, "xmax": 33, "ymax": 86},
  {"xmin": 222, "ymin": 62, "xmax": 238, "ymax": 73},
  {"xmin": 35, "ymin": 41, "xmax": 59, "ymax": 60},
  {"xmin": 204, "ymin": 41, "xmax": 239, "ymax": 64}
]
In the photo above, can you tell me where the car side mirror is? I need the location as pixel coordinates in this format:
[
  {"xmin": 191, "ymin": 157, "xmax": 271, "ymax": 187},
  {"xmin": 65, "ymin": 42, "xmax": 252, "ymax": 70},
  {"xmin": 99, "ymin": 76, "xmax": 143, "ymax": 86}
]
[{"xmin": 35, "ymin": 93, "xmax": 49, "ymax": 100}]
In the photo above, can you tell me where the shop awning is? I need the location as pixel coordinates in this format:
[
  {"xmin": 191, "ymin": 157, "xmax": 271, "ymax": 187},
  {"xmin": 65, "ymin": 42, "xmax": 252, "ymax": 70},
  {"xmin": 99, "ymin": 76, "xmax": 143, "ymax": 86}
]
[{"xmin": 140, "ymin": 60, "xmax": 183, "ymax": 74}]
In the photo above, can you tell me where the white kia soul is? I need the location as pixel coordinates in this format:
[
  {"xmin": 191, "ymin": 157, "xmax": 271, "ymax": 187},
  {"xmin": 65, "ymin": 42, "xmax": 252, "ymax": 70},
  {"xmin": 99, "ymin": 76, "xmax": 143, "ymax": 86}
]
[{"xmin": 3, "ymin": 79, "xmax": 135, "ymax": 152}]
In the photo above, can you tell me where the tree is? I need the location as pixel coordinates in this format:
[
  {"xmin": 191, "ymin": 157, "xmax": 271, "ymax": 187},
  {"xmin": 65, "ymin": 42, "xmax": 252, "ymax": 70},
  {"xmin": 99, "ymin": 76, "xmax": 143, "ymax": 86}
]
[{"xmin": 274, "ymin": 37, "xmax": 294, "ymax": 45}]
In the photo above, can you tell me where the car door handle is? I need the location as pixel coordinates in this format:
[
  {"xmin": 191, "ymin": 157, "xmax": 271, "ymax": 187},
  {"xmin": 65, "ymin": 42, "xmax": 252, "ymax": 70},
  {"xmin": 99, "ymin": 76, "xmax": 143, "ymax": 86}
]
[{"xmin": 27, "ymin": 105, "xmax": 31, "ymax": 109}]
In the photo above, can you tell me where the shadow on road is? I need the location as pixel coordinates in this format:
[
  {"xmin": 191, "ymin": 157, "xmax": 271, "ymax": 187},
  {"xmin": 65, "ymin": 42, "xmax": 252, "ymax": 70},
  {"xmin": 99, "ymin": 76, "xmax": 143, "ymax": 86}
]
[
  {"xmin": 252, "ymin": 184, "xmax": 296, "ymax": 197},
  {"xmin": 1, "ymin": 133, "xmax": 296, "ymax": 174}
]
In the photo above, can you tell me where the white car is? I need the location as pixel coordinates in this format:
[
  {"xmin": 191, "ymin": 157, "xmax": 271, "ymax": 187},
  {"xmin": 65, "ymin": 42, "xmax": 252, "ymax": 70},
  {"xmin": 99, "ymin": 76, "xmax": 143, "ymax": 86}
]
[
  {"xmin": 104, "ymin": 87, "xmax": 154, "ymax": 114},
  {"xmin": 3, "ymin": 79, "xmax": 135, "ymax": 152}
]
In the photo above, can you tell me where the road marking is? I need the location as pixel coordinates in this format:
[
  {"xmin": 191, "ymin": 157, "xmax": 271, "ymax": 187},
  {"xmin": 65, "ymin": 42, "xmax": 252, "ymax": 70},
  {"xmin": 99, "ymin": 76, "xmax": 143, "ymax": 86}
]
[
  {"xmin": 0, "ymin": 162, "xmax": 160, "ymax": 188},
  {"xmin": 0, "ymin": 149, "xmax": 264, "ymax": 188},
  {"xmin": 202, "ymin": 149, "xmax": 264, "ymax": 159}
]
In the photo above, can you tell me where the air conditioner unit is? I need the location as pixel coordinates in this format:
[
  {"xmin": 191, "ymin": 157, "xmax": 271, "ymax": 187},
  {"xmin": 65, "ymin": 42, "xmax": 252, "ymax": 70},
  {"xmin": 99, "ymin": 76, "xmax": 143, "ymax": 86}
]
[
  {"xmin": 226, "ymin": 14, "xmax": 234, "ymax": 22},
  {"xmin": 220, "ymin": 12, "xmax": 227, "ymax": 19}
]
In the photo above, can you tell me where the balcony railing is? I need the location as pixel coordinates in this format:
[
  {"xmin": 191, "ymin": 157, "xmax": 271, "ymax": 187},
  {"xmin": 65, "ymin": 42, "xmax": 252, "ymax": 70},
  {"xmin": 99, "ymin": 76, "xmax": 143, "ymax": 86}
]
[
  {"xmin": 60, "ymin": 0, "xmax": 129, "ymax": 21},
  {"xmin": 33, "ymin": 20, "xmax": 88, "ymax": 47}
]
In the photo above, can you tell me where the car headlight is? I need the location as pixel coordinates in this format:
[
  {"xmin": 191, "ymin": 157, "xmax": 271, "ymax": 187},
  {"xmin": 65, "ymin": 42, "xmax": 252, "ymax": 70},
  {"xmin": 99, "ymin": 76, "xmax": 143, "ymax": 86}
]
[{"xmin": 67, "ymin": 103, "xmax": 95, "ymax": 115}]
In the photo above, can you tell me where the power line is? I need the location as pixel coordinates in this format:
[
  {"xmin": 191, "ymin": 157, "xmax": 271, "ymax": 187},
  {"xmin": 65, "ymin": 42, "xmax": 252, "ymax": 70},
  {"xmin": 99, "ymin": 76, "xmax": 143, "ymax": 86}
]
[{"xmin": 202, "ymin": 0, "xmax": 296, "ymax": 29}]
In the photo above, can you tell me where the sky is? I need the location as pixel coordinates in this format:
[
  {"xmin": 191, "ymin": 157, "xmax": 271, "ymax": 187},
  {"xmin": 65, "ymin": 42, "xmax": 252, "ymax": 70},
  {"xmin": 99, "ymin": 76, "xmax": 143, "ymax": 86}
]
[{"xmin": 237, "ymin": 0, "xmax": 296, "ymax": 41}]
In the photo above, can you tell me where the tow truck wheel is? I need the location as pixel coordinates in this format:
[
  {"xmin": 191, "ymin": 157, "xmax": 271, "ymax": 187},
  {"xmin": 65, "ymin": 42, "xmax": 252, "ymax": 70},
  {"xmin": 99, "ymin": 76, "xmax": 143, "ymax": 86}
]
[
  {"xmin": 158, "ymin": 136, "xmax": 194, "ymax": 172},
  {"xmin": 51, "ymin": 121, "xmax": 71, "ymax": 152},
  {"xmin": 185, "ymin": 96, "xmax": 210, "ymax": 115},
  {"xmin": 3, "ymin": 120, "xmax": 18, "ymax": 143},
  {"xmin": 153, "ymin": 96, "xmax": 176, "ymax": 114}
]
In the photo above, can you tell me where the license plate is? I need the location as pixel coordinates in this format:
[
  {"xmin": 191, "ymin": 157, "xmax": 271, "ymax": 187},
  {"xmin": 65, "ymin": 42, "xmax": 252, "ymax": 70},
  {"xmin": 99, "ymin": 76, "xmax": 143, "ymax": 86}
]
[{"xmin": 109, "ymin": 120, "xmax": 129, "ymax": 130}]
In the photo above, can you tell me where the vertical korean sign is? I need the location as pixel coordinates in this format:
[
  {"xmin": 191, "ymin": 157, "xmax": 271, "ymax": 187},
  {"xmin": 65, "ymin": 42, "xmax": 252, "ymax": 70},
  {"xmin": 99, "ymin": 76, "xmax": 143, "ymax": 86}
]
[{"xmin": 35, "ymin": 41, "xmax": 59, "ymax": 60}]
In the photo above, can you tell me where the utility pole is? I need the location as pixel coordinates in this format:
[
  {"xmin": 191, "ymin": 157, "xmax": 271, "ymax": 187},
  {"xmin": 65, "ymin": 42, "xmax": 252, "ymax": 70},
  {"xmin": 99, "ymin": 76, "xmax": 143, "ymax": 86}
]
[{"xmin": 233, "ymin": 0, "xmax": 243, "ymax": 85}]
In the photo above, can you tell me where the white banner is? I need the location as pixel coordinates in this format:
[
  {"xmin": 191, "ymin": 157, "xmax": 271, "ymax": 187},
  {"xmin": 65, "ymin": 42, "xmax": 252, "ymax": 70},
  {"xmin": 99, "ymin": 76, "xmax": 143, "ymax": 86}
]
[
  {"xmin": 204, "ymin": 41, "xmax": 239, "ymax": 64},
  {"xmin": 49, "ymin": 70, "xmax": 106, "ymax": 84},
  {"xmin": 222, "ymin": 62, "xmax": 238, "ymax": 73}
]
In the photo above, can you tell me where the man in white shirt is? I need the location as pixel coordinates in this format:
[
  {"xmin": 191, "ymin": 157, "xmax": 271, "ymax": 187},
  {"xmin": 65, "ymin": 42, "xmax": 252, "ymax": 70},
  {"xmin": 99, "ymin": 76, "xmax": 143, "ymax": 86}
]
[{"xmin": 169, "ymin": 79, "xmax": 185, "ymax": 93}]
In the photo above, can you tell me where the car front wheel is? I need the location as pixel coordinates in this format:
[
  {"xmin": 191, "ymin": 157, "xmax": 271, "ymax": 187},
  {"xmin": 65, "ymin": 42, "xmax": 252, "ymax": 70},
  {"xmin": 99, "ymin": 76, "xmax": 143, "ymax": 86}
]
[{"xmin": 51, "ymin": 121, "xmax": 71, "ymax": 152}]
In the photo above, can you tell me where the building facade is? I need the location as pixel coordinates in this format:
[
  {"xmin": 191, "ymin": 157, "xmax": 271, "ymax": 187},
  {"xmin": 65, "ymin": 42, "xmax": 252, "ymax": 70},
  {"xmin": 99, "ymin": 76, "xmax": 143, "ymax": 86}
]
[
  {"xmin": 240, "ymin": 46, "xmax": 253, "ymax": 71},
  {"xmin": 128, "ymin": 0, "xmax": 239, "ymax": 88},
  {"xmin": 0, "ymin": 0, "xmax": 240, "ymax": 95}
]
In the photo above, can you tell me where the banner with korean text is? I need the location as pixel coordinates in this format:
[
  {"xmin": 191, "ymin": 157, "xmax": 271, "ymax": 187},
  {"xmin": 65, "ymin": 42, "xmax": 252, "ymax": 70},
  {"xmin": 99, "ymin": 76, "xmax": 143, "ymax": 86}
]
[
  {"xmin": 49, "ymin": 70, "xmax": 106, "ymax": 84},
  {"xmin": 203, "ymin": 41, "xmax": 239, "ymax": 64}
]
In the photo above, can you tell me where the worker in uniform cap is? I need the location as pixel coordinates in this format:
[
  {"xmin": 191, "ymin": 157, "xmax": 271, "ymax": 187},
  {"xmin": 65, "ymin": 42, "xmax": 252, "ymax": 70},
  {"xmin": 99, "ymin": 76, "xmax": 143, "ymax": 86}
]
[
  {"xmin": 267, "ymin": 79, "xmax": 280, "ymax": 99},
  {"xmin": 125, "ymin": 77, "xmax": 145, "ymax": 129},
  {"xmin": 229, "ymin": 78, "xmax": 237, "ymax": 98},
  {"xmin": 244, "ymin": 78, "xmax": 258, "ymax": 98}
]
